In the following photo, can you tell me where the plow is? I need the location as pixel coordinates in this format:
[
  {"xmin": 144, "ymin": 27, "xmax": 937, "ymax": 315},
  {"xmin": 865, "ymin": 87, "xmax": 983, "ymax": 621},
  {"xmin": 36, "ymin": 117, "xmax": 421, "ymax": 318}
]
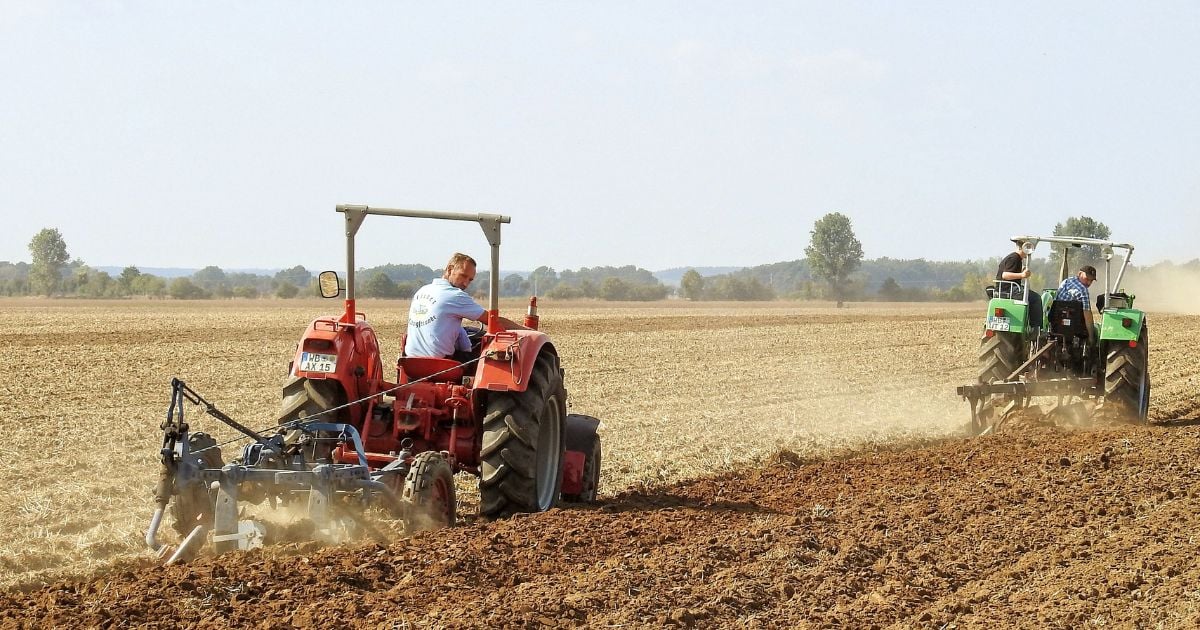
[
  {"xmin": 147, "ymin": 205, "xmax": 602, "ymax": 562},
  {"xmin": 958, "ymin": 235, "xmax": 1150, "ymax": 435}
]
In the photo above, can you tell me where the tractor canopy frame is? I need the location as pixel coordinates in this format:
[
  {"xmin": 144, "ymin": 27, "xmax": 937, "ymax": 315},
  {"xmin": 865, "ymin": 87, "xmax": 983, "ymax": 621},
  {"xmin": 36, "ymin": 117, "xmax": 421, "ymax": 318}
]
[
  {"xmin": 332, "ymin": 204, "xmax": 511, "ymax": 332},
  {"xmin": 1009, "ymin": 234, "xmax": 1135, "ymax": 300}
]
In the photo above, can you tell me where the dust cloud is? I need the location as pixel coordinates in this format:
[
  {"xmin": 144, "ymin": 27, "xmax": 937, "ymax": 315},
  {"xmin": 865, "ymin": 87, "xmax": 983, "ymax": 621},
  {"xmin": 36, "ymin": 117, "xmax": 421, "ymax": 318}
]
[{"xmin": 1122, "ymin": 262, "xmax": 1200, "ymax": 314}]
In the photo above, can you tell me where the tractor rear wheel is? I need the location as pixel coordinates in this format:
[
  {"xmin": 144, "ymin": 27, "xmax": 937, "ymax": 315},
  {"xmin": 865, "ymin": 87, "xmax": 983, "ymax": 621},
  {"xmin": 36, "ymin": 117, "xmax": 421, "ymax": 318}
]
[
  {"xmin": 169, "ymin": 432, "xmax": 223, "ymax": 536},
  {"xmin": 401, "ymin": 452, "xmax": 456, "ymax": 529},
  {"xmin": 479, "ymin": 351, "xmax": 565, "ymax": 518},
  {"xmin": 973, "ymin": 332, "xmax": 1023, "ymax": 434},
  {"xmin": 978, "ymin": 332, "xmax": 1021, "ymax": 383},
  {"xmin": 1104, "ymin": 327, "xmax": 1150, "ymax": 422},
  {"xmin": 277, "ymin": 375, "xmax": 344, "ymax": 462}
]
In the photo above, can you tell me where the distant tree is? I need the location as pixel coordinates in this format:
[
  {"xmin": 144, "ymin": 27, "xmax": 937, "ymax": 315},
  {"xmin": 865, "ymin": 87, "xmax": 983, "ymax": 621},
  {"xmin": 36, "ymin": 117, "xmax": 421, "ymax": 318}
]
[
  {"xmin": 878, "ymin": 277, "xmax": 901, "ymax": 301},
  {"xmin": 578, "ymin": 279, "xmax": 597, "ymax": 298},
  {"xmin": 28, "ymin": 228, "xmax": 70, "ymax": 296},
  {"xmin": 959, "ymin": 271, "xmax": 989, "ymax": 301},
  {"xmin": 629, "ymin": 283, "xmax": 670, "ymax": 301},
  {"xmin": 78, "ymin": 270, "xmax": 115, "ymax": 298},
  {"xmin": 169, "ymin": 277, "xmax": 210, "ymax": 299},
  {"xmin": 357, "ymin": 263, "xmax": 438, "ymax": 284},
  {"xmin": 191, "ymin": 266, "xmax": 228, "ymax": 295},
  {"xmin": 132, "ymin": 274, "xmax": 167, "ymax": 298},
  {"xmin": 395, "ymin": 281, "xmax": 421, "ymax": 298},
  {"xmin": 274, "ymin": 265, "xmax": 312, "ymax": 288},
  {"xmin": 527, "ymin": 266, "xmax": 558, "ymax": 294},
  {"xmin": 704, "ymin": 276, "xmax": 775, "ymax": 301},
  {"xmin": 598, "ymin": 277, "xmax": 630, "ymax": 301},
  {"xmin": 546, "ymin": 284, "xmax": 584, "ymax": 300},
  {"xmin": 361, "ymin": 272, "xmax": 399, "ymax": 298},
  {"xmin": 118, "ymin": 266, "xmax": 141, "ymax": 295},
  {"xmin": 680, "ymin": 269, "xmax": 704, "ymax": 301},
  {"xmin": 275, "ymin": 282, "xmax": 300, "ymax": 299},
  {"xmin": 1048, "ymin": 216, "xmax": 1112, "ymax": 280},
  {"xmin": 0, "ymin": 262, "xmax": 29, "ymax": 296},
  {"xmin": 232, "ymin": 285, "xmax": 258, "ymax": 299},
  {"xmin": 501, "ymin": 273, "xmax": 528, "ymax": 297},
  {"xmin": 805, "ymin": 212, "xmax": 864, "ymax": 308}
]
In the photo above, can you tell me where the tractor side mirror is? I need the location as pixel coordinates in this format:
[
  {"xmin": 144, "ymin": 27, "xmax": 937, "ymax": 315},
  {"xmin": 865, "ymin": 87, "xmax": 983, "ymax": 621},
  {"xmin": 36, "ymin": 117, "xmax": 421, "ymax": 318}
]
[{"xmin": 318, "ymin": 271, "xmax": 342, "ymax": 298}]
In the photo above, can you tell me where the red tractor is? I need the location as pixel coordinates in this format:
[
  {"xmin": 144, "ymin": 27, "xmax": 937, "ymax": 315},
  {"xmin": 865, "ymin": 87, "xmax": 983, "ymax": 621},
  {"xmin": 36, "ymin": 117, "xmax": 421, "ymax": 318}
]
[{"xmin": 149, "ymin": 205, "xmax": 600, "ymax": 558}]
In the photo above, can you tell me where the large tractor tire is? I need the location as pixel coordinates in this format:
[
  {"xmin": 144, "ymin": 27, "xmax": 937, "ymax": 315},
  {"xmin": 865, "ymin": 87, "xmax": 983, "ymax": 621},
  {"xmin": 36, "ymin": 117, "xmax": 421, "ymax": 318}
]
[
  {"xmin": 277, "ymin": 375, "xmax": 344, "ymax": 462},
  {"xmin": 401, "ymin": 452, "xmax": 457, "ymax": 530},
  {"xmin": 479, "ymin": 351, "xmax": 566, "ymax": 518},
  {"xmin": 169, "ymin": 432, "xmax": 223, "ymax": 536},
  {"xmin": 978, "ymin": 332, "xmax": 1022, "ymax": 383},
  {"xmin": 1104, "ymin": 326, "xmax": 1150, "ymax": 422},
  {"xmin": 278, "ymin": 374, "xmax": 343, "ymax": 422},
  {"xmin": 974, "ymin": 332, "xmax": 1023, "ymax": 435}
]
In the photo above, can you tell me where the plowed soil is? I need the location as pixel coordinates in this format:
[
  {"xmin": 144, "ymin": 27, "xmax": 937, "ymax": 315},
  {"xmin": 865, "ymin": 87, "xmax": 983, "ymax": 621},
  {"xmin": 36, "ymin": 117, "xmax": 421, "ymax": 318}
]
[{"xmin": 2, "ymin": 299, "xmax": 1199, "ymax": 628}]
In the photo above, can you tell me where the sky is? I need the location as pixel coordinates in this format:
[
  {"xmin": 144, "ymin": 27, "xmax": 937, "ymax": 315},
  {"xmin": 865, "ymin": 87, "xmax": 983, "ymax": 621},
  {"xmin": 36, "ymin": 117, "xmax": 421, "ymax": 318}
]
[{"xmin": 2, "ymin": 1, "xmax": 1198, "ymax": 273}]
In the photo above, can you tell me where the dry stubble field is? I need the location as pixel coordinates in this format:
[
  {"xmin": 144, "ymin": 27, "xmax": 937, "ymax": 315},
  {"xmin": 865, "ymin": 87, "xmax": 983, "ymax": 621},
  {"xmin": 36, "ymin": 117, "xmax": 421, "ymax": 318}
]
[{"xmin": 1, "ymin": 297, "xmax": 1199, "ymax": 622}]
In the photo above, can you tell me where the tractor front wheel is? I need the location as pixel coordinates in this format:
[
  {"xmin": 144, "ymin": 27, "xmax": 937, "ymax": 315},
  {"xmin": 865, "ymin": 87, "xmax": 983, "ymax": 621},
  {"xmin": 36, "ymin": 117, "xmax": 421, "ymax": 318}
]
[
  {"xmin": 1104, "ymin": 326, "xmax": 1150, "ymax": 422},
  {"xmin": 401, "ymin": 452, "xmax": 456, "ymax": 530},
  {"xmin": 479, "ymin": 351, "xmax": 566, "ymax": 518}
]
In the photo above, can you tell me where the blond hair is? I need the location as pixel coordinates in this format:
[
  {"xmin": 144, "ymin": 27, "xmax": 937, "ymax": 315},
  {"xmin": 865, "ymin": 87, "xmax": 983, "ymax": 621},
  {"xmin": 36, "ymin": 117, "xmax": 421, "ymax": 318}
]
[{"xmin": 443, "ymin": 252, "xmax": 477, "ymax": 278}]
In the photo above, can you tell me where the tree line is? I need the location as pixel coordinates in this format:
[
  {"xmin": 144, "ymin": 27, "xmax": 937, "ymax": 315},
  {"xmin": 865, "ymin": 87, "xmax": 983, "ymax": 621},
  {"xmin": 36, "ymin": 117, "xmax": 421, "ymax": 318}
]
[
  {"xmin": 10, "ymin": 217, "xmax": 1195, "ymax": 303},
  {"xmin": 5, "ymin": 229, "xmax": 674, "ymax": 301}
]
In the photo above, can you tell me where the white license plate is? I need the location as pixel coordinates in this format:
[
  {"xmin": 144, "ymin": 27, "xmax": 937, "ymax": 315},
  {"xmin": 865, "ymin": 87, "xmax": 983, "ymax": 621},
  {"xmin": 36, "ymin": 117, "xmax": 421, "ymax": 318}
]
[
  {"xmin": 987, "ymin": 317, "xmax": 1010, "ymax": 332},
  {"xmin": 299, "ymin": 352, "xmax": 338, "ymax": 373}
]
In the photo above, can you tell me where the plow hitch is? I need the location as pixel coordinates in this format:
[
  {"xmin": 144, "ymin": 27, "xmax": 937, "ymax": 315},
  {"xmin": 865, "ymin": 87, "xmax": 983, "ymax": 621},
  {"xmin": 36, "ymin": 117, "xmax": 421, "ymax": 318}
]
[{"xmin": 148, "ymin": 379, "xmax": 407, "ymax": 561}]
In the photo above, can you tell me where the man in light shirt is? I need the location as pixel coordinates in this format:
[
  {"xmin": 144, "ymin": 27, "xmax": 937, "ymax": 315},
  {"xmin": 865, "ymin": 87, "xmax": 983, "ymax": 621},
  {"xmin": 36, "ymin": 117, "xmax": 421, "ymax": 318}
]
[{"xmin": 405, "ymin": 252, "xmax": 527, "ymax": 361}]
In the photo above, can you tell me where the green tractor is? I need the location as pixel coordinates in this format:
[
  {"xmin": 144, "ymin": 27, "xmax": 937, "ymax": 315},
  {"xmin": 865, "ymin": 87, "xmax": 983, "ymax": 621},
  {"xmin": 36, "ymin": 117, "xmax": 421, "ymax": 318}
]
[{"xmin": 958, "ymin": 236, "xmax": 1150, "ymax": 435}]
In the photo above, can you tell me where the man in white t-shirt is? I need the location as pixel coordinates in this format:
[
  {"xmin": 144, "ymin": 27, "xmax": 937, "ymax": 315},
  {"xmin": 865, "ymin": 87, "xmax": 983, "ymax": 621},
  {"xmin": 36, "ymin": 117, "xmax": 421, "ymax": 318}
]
[{"xmin": 404, "ymin": 253, "xmax": 527, "ymax": 360}]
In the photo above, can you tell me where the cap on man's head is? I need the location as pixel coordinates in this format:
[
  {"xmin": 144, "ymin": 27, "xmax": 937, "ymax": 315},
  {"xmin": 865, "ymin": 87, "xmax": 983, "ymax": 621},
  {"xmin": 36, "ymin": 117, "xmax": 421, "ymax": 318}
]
[{"xmin": 1080, "ymin": 265, "xmax": 1097, "ymax": 280}]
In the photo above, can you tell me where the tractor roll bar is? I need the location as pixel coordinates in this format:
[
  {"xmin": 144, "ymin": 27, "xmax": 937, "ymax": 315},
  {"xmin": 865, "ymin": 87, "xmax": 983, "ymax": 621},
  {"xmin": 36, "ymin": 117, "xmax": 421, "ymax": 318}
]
[
  {"xmin": 335, "ymin": 204, "xmax": 511, "ymax": 320},
  {"xmin": 1010, "ymin": 235, "xmax": 1136, "ymax": 300}
]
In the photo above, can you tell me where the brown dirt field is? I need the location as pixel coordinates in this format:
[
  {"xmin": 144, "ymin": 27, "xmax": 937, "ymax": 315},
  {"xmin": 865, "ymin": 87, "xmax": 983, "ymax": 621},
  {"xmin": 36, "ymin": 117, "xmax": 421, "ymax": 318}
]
[{"xmin": 1, "ymin": 298, "xmax": 1198, "ymax": 627}]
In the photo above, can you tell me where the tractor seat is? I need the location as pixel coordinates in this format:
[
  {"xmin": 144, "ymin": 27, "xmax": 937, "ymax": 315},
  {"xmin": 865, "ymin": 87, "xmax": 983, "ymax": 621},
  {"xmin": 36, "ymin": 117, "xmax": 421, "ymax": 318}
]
[
  {"xmin": 398, "ymin": 356, "xmax": 464, "ymax": 382},
  {"xmin": 1048, "ymin": 300, "xmax": 1088, "ymax": 338}
]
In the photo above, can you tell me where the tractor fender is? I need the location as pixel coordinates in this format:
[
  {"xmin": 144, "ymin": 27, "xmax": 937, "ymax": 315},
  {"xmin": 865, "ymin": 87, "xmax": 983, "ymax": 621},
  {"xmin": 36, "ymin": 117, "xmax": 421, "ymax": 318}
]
[
  {"xmin": 1099, "ymin": 309, "xmax": 1147, "ymax": 343},
  {"xmin": 983, "ymin": 297, "xmax": 1030, "ymax": 335},
  {"xmin": 475, "ymin": 330, "xmax": 554, "ymax": 393}
]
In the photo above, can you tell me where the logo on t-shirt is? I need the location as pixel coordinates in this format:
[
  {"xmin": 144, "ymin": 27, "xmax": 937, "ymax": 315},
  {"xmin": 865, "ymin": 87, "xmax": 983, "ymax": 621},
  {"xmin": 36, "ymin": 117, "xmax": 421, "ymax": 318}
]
[{"xmin": 409, "ymin": 293, "xmax": 438, "ymax": 328}]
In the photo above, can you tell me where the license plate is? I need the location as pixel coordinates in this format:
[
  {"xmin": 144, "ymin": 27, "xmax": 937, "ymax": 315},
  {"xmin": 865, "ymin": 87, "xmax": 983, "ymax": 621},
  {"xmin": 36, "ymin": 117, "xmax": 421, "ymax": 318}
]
[
  {"xmin": 987, "ymin": 317, "xmax": 1010, "ymax": 332},
  {"xmin": 299, "ymin": 352, "xmax": 338, "ymax": 373}
]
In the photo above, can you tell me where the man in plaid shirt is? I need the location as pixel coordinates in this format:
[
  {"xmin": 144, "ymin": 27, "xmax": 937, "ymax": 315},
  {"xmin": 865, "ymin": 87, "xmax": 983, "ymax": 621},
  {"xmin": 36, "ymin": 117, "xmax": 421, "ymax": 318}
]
[{"xmin": 1056, "ymin": 265, "xmax": 1097, "ymax": 343}]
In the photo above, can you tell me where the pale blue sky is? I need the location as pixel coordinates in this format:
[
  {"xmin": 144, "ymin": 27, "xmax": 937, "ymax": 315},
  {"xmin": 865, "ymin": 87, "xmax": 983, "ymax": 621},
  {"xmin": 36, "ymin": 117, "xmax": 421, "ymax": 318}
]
[{"xmin": 2, "ymin": 2, "xmax": 1197, "ymax": 272}]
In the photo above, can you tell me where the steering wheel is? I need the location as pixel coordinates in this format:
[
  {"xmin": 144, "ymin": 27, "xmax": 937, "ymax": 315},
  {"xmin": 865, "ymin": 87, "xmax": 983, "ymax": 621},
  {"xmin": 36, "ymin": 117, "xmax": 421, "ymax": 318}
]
[
  {"xmin": 463, "ymin": 319, "xmax": 485, "ymax": 338},
  {"xmin": 463, "ymin": 320, "xmax": 486, "ymax": 352}
]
